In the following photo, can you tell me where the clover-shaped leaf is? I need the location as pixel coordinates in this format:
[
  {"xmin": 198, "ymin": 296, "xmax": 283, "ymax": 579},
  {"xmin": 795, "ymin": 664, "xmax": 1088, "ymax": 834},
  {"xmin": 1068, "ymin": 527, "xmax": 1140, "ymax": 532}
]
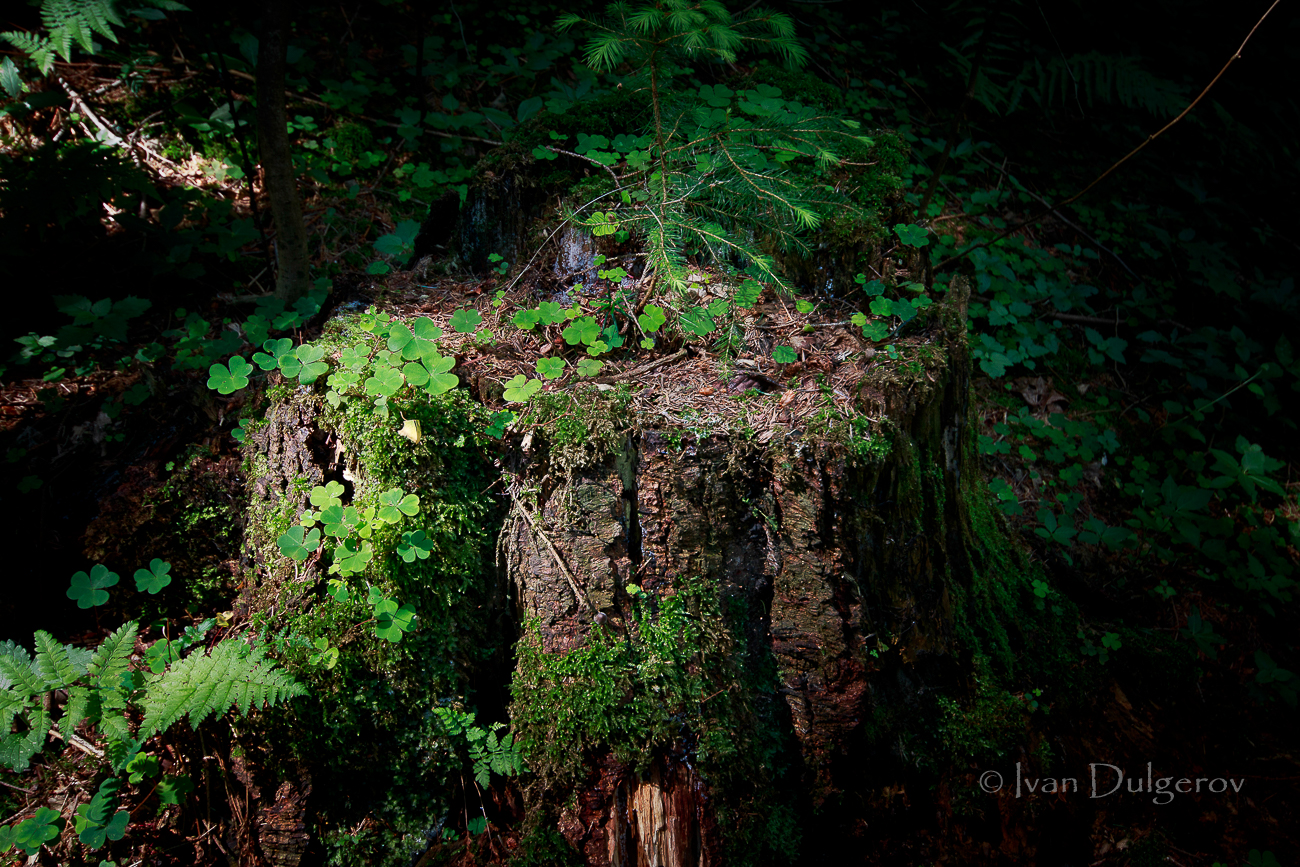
[
  {"xmin": 310, "ymin": 481, "xmax": 345, "ymax": 509},
  {"xmin": 68, "ymin": 564, "xmax": 119, "ymax": 608},
  {"xmin": 207, "ymin": 356, "xmax": 253, "ymax": 394},
  {"xmin": 364, "ymin": 365, "xmax": 404, "ymax": 397},
  {"xmin": 536, "ymin": 357, "xmax": 566, "ymax": 380},
  {"xmin": 374, "ymin": 599, "xmax": 417, "ymax": 643},
  {"xmin": 295, "ymin": 343, "xmax": 329, "ymax": 383},
  {"xmin": 308, "ymin": 637, "xmax": 339, "ymax": 669},
  {"xmin": 637, "ymin": 304, "xmax": 666, "ymax": 333},
  {"xmin": 277, "ymin": 526, "xmax": 321, "ymax": 561},
  {"xmin": 378, "ymin": 488, "xmax": 420, "ymax": 523},
  {"xmin": 402, "ymin": 360, "xmax": 430, "ymax": 387},
  {"xmin": 133, "ymin": 559, "xmax": 172, "ymax": 594},
  {"xmin": 253, "ymin": 337, "xmax": 295, "ymax": 371},
  {"xmin": 339, "ymin": 344, "xmax": 370, "ymax": 370},
  {"xmin": 397, "ymin": 529, "xmax": 435, "ymax": 562},
  {"xmin": 893, "ymin": 223, "xmax": 930, "ymax": 248},
  {"xmin": 863, "ymin": 320, "xmax": 889, "ymax": 341},
  {"xmin": 562, "ymin": 316, "xmax": 601, "ymax": 346},
  {"xmin": 576, "ymin": 358, "xmax": 603, "ymax": 377},
  {"xmin": 503, "ymin": 375, "xmax": 542, "ymax": 403},
  {"xmin": 9, "ymin": 806, "xmax": 61, "ymax": 856},
  {"xmin": 449, "ymin": 308, "xmax": 483, "ymax": 333},
  {"xmin": 321, "ymin": 505, "xmax": 361, "ymax": 539},
  {"xmin": 537, "ymin": 301, "xmax": 565, "ymax": 325},
  {"xmin": 869, "ymin": 296, "xmax": 894, "ymax": 317},
  {"xmin": 332, "ymin": 538, "xmax": 373, "ymax": 576},
  {"xmin": 513, "ymin": 309, "xmax": 541, "ymax": 330},
  {"xmin": 586, "ymin": 340, "xmax": 609, "ymax": 356}
]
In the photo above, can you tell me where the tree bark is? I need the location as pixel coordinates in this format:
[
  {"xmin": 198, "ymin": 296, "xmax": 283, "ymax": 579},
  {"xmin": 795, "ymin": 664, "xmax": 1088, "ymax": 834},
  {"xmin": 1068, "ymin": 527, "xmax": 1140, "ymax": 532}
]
[{"xmin": 257, "ymin": 0, "xmax": 311, "ymax": 303}]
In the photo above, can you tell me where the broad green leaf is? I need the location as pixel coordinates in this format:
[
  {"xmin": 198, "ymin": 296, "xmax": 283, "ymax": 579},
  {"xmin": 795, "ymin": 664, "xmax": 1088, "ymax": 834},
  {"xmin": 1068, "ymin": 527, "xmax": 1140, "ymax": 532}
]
[
  {"xmin": 377, "ymin": 488, "xmax": 420, "ymax": 523},
  {"xmin": 295, "ymin": 344, "xmax": 328, "ymax": 383},
  {"xmin": 277, "ymin": 526, "xmax": 321, "ymax": 561},
  {"xmin": 402, "ymin": 360, "xmax": 430, "ymax": 387},
  {"xmin": 397, "ymin": 529, "xmax": 435, "ymax": 562},
  {"xmin": 637, "ymin": 305, "xmax": 666, "ymax": 333},
  {"xmin": 537, "ymin": 301, "xmax": 565, "ymax": 325},
  {"xmin": 374, "ymin": 600, "xmax": 416, "ymax": 642},
  {"xmin": 679, "ymin": 308, "xmax": 715, "ymax": 337},
  {"xmin": 562, "ymin": 316, "xmax": 601, "ymax": 346},
  {"xmin": 206, "ymin": 356, "xmax": 252, "ymax": 394},
  {"xmin": 503, "ymin": 375, "xmax": 542, "ymax": 403},
  {"xmin": 133, "ymin": 559, "xmax": 172, "ymax": 594},
  {"xmin": 68, "ymin": 564, "xmax": 119, "ymax": 608},
  {"xmin": 576, "ymin": 358, "xmax": 603, "ymax": 377},
  {"xmin": 332, "ymin": 538, "xmax": 373, "ymax": 575},
  {"xmin": 364, "ymin": 365, "xmax": 404, "ymax": 397},
  {"xmin": 449, "ymin": 308, "xmax": 483, "ymax": 333},
  {"xmin": 309, "ymin": 481, "xmax": 345, "ymax": 509},
  {"xmin": 513, "ymin": 309, "xmax": 541, "ymax": 330},
  {"xmin": 893, "ymin": 223, "xmax": 930, "ymax": 248},
  {"xmin": 772, "ymin": 346, "xmax": 797, "ymax": 364},
  {"xmin": 536, "ymin": 357, "xmax": 566, "ymax": 379},
  {"xmin": 733, "ymin": 281, "xmax": 761, "ymax": 308}
]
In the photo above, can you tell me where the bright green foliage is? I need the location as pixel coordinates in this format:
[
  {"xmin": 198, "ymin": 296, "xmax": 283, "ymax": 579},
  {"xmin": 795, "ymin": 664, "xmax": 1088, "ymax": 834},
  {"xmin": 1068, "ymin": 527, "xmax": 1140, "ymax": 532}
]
[
  {"xmin": 537, "ymin": 301, "xmax": 566, "ymax": 325},
  {"xmin": 331, "ymin": 538, "xmax": 374, "ymax": 575},
  {"xmin": 206, "ymin": 356, "xmax": 252, "ymax": 394},
  {"xmin": 733, "ymin": 280, "xmax": 762, "ymax": 308},
  {"xmin": 397, "ymin": 529, "xmax": 435, "ymax": 562},
  {"xmin": 678, "ymin": 307, "xmax": 714, "ymax": 337},
  {"xmin": 1, "ymin": 0, "xmax": 129, "ymax": 75},
  {"xmin": 449, "ymin": 308, "xmax": 483, "ymax": 333},
  {"xmin": 513, "ymin": 308, "xmax": 541, "ymax": 330},
  {"xmin": 253, "ymin": 337, "xmax": 295, "ymax": 371},
  {"xmin": 278, "ymin": 526, "xmax": 321, "ymax": 561},
  {"xmin": 637, "ymin": 304, "xmax": 666, "ymax": 333},
  {"xmin": 423, "ymin": 353, "xmax": 459, "ymax": 395},
  {"xmin": 503, "ymin": 375, "xmax": 543, "ymax": 403},
  {"xmin": 68, "ymin": 564, "xmax": 119, "ymax": 608},
  {"xmin": 562, "ymin": 316, "xmax": 601, "ymax": 346},
  {"xmin": 772, "ymin": 346, "xmax": 796, "ymax": 364},
  {"xmin": 138, "ymin": 638, "xmax": 308, "ymax": 737},
  {"xmin": 125, "ymin": 751, "xmax": 159, "ymax": 783},
  {"xmin": 310, "ymin": 481, "xmax": 345, "ymax": 509},
  {"xmin": 376, "ymin": 488, "xmax": 420, "ymax": 523},
  {"xmin": 388, "ymin": 317, "xmax": 443, "ymax": 360},
  {"xmin": 0, "ymin": 806, "xmax": 61, "ymax": 856},
  {"xmin": 536, "ymin": 357, "xmax": 566, "ymax": 379},
  {"xmin": 576, "ymin": 358, "xmax": 603, "ymax": 377},
  {"xmin": 73, "ymin": 778, "xmax": 129, "ymax": 850},
  {"xmin": 133, "ymin": 559, "xmax": 172, "ymax": 594},
  {"xmin": 308, "ymin": 637, "xmax": 339, "ymax": 669},
  {"xmin": 294, "ymin": 344, "xmax": 330, "ymax": 383},
  {"xmin": 364, "ymin": 365, "xmax": 404, "ymax": 397},
  {"xmin": 485, "ymin": 410, "xmax": 516, "ymax": 439},
  {"xmin": 368, "ymin": 586, "xmax": 416, "ymax": 642},
  {"xmin": 434, "ymin": 706, "xmax": 524, "ymax": 789}
]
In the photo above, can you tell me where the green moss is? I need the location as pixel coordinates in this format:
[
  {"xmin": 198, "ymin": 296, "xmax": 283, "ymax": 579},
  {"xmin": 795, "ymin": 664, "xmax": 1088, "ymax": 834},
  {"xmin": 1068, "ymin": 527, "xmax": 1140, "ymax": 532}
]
[
  {"xmin": 244, "ymin": 372, "xmax": 508, "ymax": 866},
  {"xmin": 511, "ymin": 574, "xmax": 799, "ymax": 864}
]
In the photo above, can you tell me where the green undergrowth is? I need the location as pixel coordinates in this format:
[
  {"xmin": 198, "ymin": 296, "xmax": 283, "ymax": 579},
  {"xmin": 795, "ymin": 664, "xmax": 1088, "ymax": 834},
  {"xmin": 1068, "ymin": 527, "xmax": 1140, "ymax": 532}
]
[
  {"xmin": 245, "ymin": 373, "xmax": 512, "ymax": 865},
  {"xmin": 511, "ymin": 574, "xmax": 800, "ymax": 864}
]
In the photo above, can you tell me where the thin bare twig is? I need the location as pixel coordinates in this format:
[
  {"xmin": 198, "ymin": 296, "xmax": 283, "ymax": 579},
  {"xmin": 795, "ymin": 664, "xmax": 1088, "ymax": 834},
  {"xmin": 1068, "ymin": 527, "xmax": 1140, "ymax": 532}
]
[{"xmin": 934, "ymin": 0, "xmax": 1282, "ymax": 272}]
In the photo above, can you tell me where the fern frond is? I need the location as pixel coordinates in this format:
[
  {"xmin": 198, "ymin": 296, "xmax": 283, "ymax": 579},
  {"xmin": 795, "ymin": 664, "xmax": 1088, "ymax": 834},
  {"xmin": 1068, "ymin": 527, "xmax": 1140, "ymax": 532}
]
[
  {"xmin": 61, "ymin": 685, "xmax": 90, "ymax": 739},
  {"xmin": 139, "ymin": 639, "xmax": 306, "ymax": 737},
  {"xmin": 0, "ymin": 691, "xmax": 27, "ymax": 736},
  {"xmin": 88, "ymin": 621, "xmax": 138, "ymax": 687},
  {"xmin": 1, "ymin": 31, "xmax": 57, "ymax": 75},
  {"xmin": 0, "ymin": 654, "xmax": 47, "ymax": 698},
  {"xmin": 34, "ymin": 630, "xmax": 79, "ymax": 689}
]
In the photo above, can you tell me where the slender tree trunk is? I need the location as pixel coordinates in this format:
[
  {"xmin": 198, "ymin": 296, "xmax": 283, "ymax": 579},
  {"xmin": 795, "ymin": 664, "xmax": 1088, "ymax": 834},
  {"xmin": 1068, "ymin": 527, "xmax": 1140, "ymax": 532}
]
[{"xmin": 257, "ymin": 0, "xmax": 311, "ymax": 303}]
